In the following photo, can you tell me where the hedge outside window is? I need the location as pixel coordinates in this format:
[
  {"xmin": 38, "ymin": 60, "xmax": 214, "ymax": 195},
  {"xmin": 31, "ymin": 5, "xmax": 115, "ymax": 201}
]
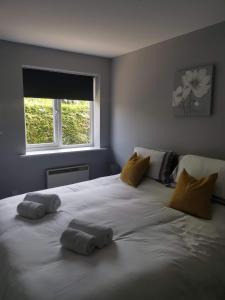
[{"xmin": 24, "ymin": 98, "xmax": 92, "ymax": 149}]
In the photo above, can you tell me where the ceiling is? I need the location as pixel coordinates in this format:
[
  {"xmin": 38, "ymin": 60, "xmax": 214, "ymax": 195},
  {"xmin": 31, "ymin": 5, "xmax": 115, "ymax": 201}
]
[{"xmin": 0, "ymin": 0, "xmax": 225, "ymax": 58}]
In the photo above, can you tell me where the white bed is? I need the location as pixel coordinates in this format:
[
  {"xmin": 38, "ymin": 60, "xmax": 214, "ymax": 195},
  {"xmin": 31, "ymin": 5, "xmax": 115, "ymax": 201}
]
[{"xmin": 0, "ymin": 174, "xmax": 225, "ymax": 300}]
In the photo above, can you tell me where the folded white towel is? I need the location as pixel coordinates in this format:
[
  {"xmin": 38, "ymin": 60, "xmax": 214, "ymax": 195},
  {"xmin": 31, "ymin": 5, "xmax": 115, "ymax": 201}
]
[
  {"xmin": 17, "ymin": 201, "xmax": 46, "ymax": 219},
  {"xmin": 60, "ymin": 228, "xmax": 96, "ymax": 255},
  {"xmin": 24, "ymin": 193, "xmax": 61, "ymax": 213},
  {"xmin": 69, "ymin": 219, "xmax": 113, "ymax": 249}
]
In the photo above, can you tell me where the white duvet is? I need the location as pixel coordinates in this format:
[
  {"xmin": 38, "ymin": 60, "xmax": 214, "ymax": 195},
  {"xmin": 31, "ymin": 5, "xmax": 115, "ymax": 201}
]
[{"xmin": 0, "ymin": 175, "xmax": 225, "ymax": 300}]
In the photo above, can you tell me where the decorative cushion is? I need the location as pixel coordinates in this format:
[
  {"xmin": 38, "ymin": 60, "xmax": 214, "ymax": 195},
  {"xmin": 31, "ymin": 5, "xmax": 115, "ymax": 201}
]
[
  {"xmin": 134, "ymin": 147, "xmax": 177, "ymax": 183},
  {"xmin": 176, "ymin": 155, "xmax": 225, "ymax": 200},
  {"xmin": 167, "ymin": 155, "xmax": 184, "ymax": 186},
  {"xmin": 120, "ymin": 152, "xmax": 150, "ymax": 187},
  {"xmin": 169, "ymin": 169, "xmax": 218, "ymax": 219}
]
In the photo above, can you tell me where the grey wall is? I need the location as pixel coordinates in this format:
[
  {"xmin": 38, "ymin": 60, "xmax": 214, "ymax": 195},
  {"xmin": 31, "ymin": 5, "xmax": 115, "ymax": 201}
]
[
  {"xmin": 111, "ymin": 22, "xmax": 225, "ymax": 167},
  {"xmin": 0, "ymin": 41, "xmax": 111, "ymax": 198}
]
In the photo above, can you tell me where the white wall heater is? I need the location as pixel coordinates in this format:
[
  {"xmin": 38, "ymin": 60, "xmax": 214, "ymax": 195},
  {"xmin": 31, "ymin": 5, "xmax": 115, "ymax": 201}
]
[{"xmin": 46, "ymin": 165, "xmax": 89, "ymax": 188}]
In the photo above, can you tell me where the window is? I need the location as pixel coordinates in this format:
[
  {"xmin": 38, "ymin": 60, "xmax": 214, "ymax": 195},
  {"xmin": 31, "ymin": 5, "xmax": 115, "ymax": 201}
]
[
  {"xmin": 24, "ymin": 98, "xmax": 93, "ymax": 150},
  {"xmin": 23, "ymin": 68, "xmax": 94, "ymax": 151}
]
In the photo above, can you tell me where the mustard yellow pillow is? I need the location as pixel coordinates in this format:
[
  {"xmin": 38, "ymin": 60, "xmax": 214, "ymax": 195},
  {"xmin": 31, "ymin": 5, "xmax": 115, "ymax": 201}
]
[
  {"xmin": 120, "ymin": 152, "xmax": 150, "ymax": 187},
  {"xmin": 169, "ymin": 169, "xmax": 218, "ymax": 219}
]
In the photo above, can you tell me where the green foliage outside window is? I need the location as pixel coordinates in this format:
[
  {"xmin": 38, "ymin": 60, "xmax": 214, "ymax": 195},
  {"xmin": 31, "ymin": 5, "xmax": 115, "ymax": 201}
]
[
  {"xmin": 25, "ymin": 98, "xmax": 90, "ymax": 145},
  {"xmin": 61, "ymin": 101, "xmax": 90, "ymax": 145}
]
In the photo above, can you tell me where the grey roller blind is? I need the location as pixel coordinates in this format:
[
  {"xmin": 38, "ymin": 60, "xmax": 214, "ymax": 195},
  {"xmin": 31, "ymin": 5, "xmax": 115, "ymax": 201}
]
[{"xmin": 23, "ymin": 68, "xmax": 94, "ymax": 100}]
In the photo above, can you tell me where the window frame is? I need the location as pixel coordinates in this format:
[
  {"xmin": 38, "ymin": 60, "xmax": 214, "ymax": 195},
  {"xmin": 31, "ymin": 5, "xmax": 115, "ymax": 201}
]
[{"xmin": 25, "ymin": 99, "xmax": 94, "ymax": 151}]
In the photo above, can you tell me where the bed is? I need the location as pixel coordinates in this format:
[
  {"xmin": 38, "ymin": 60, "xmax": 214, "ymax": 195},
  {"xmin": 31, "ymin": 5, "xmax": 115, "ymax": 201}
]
[{"xmin": 0, "ymin": 174, "xmax": 225, "ymax": 300}]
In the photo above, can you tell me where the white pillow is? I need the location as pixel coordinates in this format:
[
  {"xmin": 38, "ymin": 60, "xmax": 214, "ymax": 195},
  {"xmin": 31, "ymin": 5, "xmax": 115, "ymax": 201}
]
[
  {"xmin": 176, "ymin": 155, "xmax": 225, "ymax": 199},
  {"xmin": 134, "ymin": 147, "xmax": 177, "ymax": 183}
]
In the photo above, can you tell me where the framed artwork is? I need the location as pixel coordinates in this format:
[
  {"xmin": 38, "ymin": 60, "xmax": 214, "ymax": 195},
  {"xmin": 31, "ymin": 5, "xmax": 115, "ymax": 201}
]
[{"xmin": 173, "ymin": 64, "xmax": 214, "ymax": 117}]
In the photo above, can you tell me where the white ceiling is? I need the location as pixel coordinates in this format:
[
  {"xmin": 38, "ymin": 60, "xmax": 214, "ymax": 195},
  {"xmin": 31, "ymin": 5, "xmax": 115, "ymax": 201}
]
[{"xmin": 0, "ymin": 0, "xmax": 225, "ymax": 58}]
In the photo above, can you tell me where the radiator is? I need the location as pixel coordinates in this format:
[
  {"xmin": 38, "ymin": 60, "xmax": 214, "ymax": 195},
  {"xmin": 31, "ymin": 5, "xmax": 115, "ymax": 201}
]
[{"xmin": 46, "ymin": 165, "xmax": 89, "ymax": 188}]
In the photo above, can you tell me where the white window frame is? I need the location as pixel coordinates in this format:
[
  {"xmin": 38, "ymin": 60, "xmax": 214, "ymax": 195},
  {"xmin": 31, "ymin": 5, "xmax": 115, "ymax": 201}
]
[{"xmin": 25, "ymin": 99, "xmax": 94, "ymax": 151}]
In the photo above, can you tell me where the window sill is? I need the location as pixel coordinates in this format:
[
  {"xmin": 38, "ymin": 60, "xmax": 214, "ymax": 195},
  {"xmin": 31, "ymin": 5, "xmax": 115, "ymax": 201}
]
[{"xmin": 21, "ymin": 147, "xmax": 107, "ymax": 157}]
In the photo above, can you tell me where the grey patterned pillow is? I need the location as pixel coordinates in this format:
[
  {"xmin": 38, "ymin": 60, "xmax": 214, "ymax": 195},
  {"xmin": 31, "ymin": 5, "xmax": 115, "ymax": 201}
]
[{"xmin": 134, "ymin": 147, "xmax": 178, "ymax": 184}]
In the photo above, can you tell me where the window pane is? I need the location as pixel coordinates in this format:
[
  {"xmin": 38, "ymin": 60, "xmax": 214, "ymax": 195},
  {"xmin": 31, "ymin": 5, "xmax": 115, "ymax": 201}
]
[
  {"xmin": 61, "ymin": 100, "xmax": 91, "ymax": 145},
  {"xmin": 24, "ymin": 98, "xmax": 54, "ymax": 144}
]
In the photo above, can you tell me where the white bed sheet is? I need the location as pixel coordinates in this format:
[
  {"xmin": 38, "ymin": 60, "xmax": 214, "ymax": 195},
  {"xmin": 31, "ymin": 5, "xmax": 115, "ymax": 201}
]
[{"xmin": 0, "ymin": 175, "xmax": 225, "ymax": 300}]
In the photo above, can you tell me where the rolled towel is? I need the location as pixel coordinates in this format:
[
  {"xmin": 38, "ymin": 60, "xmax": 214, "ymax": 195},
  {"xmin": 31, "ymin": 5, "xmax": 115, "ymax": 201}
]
[
  {"xmin": 17, "ymin": 201, "xmax": 46, "ymax": 219},
  {"xmin": 60, "ymin": 228, "xmax": 96, "ymax": 255},
  {"xmin": 69, "ymin": 219, "xmax": 113, "ymax": 249},
  {"xmin": 24, "ymin": 192, "xmax": 61, "ymax": 213}
]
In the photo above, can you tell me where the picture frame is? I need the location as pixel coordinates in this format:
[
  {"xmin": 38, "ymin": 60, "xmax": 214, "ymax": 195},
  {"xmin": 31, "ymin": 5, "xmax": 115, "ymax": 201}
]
[{"xmin": 172, "ymin": 64, "xmax": 214, "ymax": 117}]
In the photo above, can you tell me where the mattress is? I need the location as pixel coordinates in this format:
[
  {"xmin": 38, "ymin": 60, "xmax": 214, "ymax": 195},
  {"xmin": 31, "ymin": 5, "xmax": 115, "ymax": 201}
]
[{"xmin": 0, "ymin": 175, "xmax": 225, "ymax": 300}]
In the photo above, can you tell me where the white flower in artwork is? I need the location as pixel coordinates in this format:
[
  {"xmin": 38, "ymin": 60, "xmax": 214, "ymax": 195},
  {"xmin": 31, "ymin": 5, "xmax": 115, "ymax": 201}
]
[
  {"xmin": 193, "ymin": 100, "xmax": 199, "ymax": 106},
  {"xmin": 182, "ymin": 68, "xmax": 211, "ymax": 98},
  {"xmin": 173, "ymin": 85, "xmax": 192, "ymax": 107},
  {"xmin": 182, "ymin": 85, "xmax": 192, "ymax": 99}
]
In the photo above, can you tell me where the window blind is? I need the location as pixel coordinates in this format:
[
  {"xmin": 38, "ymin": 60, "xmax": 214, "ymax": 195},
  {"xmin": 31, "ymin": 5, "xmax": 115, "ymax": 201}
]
[{"xmin": 23, "ymin": 68, "xmax": 94, "ymax": 101}]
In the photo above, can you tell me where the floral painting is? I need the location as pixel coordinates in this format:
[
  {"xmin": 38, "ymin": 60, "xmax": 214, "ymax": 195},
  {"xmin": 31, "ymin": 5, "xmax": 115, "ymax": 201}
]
[{"xmin": 173, "ymin": 65, "xmax": 214, "ymax": 116}]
